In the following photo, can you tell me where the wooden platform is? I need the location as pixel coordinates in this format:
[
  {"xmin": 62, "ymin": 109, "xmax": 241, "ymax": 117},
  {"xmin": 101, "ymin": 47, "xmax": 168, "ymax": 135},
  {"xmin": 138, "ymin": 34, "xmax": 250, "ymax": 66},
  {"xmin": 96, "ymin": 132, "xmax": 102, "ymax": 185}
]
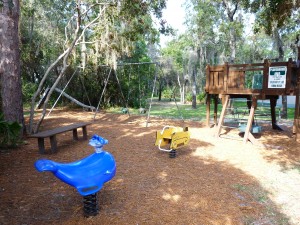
[
  {"xmin": 30, "ymin": 122, "xmax": 92, "ymax": 154},
  {"xmin": 205, "ymin": 58, "xmax": 300, "ymax": 143}
]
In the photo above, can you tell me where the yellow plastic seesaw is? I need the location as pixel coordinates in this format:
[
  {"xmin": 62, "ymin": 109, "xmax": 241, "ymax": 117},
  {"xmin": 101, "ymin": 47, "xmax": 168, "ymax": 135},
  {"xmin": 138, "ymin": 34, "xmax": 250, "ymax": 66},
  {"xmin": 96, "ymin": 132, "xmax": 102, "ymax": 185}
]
[{"xmin": 154, "ymin": 126, "xmax": 190, "ymax": 158}]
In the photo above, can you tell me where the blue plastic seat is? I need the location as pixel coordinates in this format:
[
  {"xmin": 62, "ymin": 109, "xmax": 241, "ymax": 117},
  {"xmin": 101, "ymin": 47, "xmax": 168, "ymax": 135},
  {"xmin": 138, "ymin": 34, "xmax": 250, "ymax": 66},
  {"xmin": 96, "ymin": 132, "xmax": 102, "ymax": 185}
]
[{"xmin": 35, "ymin": 135, "xmax": 116, "ymax": 196}]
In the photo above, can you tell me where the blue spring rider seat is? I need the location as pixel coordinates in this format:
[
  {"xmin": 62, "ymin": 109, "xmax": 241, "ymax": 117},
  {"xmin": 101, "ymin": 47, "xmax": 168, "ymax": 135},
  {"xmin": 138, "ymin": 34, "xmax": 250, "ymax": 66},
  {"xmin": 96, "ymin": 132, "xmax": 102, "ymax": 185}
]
[{"xmin": 35, "ymin": 134, "xmax": 116, "ymax": 217}]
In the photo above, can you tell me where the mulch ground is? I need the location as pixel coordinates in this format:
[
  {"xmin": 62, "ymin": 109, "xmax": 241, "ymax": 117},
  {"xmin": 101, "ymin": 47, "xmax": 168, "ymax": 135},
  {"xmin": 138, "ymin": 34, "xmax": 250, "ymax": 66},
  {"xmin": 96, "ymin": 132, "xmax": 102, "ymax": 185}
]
[{"xmin": 1, "ymin": 109, "xmax": 300, "ymax": 225}]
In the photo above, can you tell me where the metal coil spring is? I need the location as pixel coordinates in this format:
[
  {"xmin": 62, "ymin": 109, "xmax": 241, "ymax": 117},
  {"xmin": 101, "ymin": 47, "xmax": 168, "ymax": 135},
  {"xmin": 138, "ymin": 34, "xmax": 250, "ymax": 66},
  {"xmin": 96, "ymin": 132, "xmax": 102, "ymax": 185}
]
[
  {"xmin": 83, "ymin": 193, "xmax": 99, "ymax": 217},
  {"xmin": 169, "ymin": 150, "xmax": 176, "ymax": 158}
]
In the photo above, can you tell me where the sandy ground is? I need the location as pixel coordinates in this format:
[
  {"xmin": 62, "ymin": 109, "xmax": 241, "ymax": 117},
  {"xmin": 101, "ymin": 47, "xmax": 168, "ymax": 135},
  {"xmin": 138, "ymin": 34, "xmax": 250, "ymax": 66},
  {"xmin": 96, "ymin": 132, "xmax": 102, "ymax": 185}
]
[{"xmin": 1, "ymin": 109, "xmax": 300, "ymax": 225}]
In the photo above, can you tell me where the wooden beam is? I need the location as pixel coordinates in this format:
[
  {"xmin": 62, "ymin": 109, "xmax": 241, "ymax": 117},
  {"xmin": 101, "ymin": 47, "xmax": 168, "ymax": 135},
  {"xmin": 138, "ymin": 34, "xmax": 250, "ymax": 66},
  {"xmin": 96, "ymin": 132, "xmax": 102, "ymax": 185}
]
[
  {"xmin": 214, "ymin": 95, "xmax": 218, "ymax": 125},
  {"xmin": 206, "ymin": 94, "xmax": 211, "ymax": 127},
  {"xmin": 270, "ymin": 96, "xmax": 283, "ymax": 131},
  {"xmin": 215, "ymin": 95, "xmax": 229, "ymax": 137},
  {"xmin": 243, "ymin": 97, "xmax": 257, "ymax": 144},
  {"xmin": 205, "ymin": 65, "xmax": 210, "ymax": 93}
]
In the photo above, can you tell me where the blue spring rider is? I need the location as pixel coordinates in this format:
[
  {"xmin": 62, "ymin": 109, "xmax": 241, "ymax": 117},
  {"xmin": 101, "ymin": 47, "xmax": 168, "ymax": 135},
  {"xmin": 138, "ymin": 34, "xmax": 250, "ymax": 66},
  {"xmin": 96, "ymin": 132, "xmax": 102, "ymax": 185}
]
[{"xmin": 35, "ymin": 135, "xmax": 116, "ymax": 217}]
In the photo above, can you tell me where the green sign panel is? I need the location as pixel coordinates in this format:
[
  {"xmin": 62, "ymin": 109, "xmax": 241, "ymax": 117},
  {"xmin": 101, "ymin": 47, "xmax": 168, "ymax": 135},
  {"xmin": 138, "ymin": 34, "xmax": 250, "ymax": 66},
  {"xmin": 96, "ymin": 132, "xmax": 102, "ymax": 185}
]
[{"xmin": 268, "ymin": 66, "xmax": 287, "ymax": 88}]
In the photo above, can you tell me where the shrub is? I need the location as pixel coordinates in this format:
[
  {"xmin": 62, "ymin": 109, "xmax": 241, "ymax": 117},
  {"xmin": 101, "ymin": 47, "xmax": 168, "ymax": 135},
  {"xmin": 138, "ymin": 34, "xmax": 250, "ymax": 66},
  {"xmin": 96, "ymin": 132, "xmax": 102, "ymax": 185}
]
[
  {"xmin": 0, "ymin": 114, "xmax": 22, "ymax": 148},
  {"xmin": 197, "ymin": 92, "xmax": 206, "ymax": 103},
  {"xmin": 162, "ymin": 89, "xmax": 173, "ymax": 100},
  {"xmin": 22, "ymin": 81, "xmax": 38, "ymax": 104},
  {"xmin": 186, "ymin": 93, "xmax": 193, "ymax": 102}
]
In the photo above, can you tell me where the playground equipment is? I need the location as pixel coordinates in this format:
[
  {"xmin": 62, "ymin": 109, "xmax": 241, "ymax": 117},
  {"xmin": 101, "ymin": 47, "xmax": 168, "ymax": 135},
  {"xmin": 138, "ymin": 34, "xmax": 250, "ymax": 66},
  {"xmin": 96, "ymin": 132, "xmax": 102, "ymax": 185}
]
[
  {"xmin": 220, "ymin": 98, "xmax": 262, "ymax": 136},
  {"xmin": 205, "ymin": 58, "xmax": 300, "ymax": 144},
  {"xmin": 155, "ymin": 126, "xmax": 190, "ymax": 158},
  {"xmin": 238, "ymin": 123, "xmax": 262, "ymax": 134},
  {"xmin": 35, "ymin": 135, "xmax": 116, "ymax": 217}
]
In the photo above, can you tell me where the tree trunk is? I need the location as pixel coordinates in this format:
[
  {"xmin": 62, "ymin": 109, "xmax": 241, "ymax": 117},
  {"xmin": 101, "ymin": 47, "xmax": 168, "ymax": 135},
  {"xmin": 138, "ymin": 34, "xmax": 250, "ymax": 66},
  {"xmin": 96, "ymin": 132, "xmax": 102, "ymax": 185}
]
[
  {"xmin": 177, "ymin": 73, "xmax": 183, "ymax": 103},
  {"xmin": 0, "ymin": 0, "xmax": 24, "ymax": 134},
  {"xmin": 192, "ymin": 67, "xmax": 197, "ymax": 109},
  {"xmin": 158, "ymin": 81, "xmax": 162, "ymax": 101},
  {"xmin": 273, "ymin": 28, "xmax": 287, "ymax": 119},
  {"xmin": 54, "ymin": 88, "xmax": 96, "ymax": 110},
  {"xmin": 222, "ymin": 0, "xmax": 238, "ymax": 63}
]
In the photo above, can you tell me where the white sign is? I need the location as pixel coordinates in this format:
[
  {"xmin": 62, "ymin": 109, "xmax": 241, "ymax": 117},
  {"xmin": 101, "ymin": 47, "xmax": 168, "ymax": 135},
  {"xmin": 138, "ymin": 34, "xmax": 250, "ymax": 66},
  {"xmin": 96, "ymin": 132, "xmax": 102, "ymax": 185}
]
[{"xmin": 268, "ymin": 66, "xmax": 287, "ymax": 88}]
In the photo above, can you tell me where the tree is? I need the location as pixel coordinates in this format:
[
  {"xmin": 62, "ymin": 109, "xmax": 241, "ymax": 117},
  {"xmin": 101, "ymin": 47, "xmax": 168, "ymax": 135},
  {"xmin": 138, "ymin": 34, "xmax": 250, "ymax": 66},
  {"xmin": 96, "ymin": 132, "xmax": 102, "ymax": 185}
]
[
  {"xmin": 247, "ymin": 0, "xmax": 300, "ymax": 119},
  {"xmin": 161, "ymin": 35, "xmax": 193, "ymax": 103},
  {"xmin": 26, "ymin": 0, "xmax": 168, "ymax": 133},
  {"xmin": 0, "ymin": 0, "xmax": 24, "ymax": 134}
]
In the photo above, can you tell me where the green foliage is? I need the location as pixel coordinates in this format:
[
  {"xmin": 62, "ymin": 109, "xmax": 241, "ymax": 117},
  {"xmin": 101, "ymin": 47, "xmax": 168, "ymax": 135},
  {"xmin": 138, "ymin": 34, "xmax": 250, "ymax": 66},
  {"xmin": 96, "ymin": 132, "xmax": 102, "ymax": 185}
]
[
  {"xmin": 246, "ymin": 0, "xmax": 300, "ymax": 35},
  {"xmin": 162, "ymin": 89, "xmax": 173, "ymax": 100},
  {"xmin": 0, "ymin": 114, "xmax": 22, "ymax": 148},
  {"xmin": 107, "ymin": 97, "xmax": 295, "ymax": 121},
  {"xmin": 186, "ymin": 93, "xmax": 193, "ymax": 102},
  {"xmin": 22, "ymin": 80, "xmax": 38, "ymax": 104},
  {"xmin": 197, "ymin": 92, "xmax": 206, "ymax": 103},
  {"xmin": 19, "ymin": 0, "xmax": 169, "ymax": 114}
]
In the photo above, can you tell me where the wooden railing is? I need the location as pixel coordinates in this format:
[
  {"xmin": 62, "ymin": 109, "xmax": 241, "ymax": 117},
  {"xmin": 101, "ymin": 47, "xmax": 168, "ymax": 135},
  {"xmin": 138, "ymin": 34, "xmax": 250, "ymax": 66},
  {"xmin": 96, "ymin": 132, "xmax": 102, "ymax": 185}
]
[{"xmin": 205, "ymin": 59, "xmax": 299, "ymax": 97}]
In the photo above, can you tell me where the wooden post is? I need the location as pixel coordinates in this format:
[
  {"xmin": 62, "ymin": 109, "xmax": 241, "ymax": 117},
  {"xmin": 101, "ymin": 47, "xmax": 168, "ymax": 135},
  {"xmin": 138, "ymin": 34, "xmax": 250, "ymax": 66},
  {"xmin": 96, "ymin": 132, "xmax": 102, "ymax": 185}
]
[
  {"xmin": 73, "ymin": 128, "xmax": 79, "ymax": 140},
  {"xmin": 205, "ymin": 65, "xmax": 210, "ymax": 94},
  {"xmin": 38, "ymin": 138, "xmax": 45, "ymax": 154},
  {"xmin": 263, "ymin": 59, "xmax": 270, "ymax": 92},
  {"xmin": 214, "ymin": 95, "xmax": 218, "ymax": 125},
  {"xmin": 206, "ymin": 94, "xmax": 211, "ymax": 127},
  {"xmin": 243, "ymin": 96, "xmax": 257, "ymax": 144},
  {"xmin": 50, "ymin": 135, "xmax": 57, "ymax": 153},
  {"xmin": 215, "ymin": 95, "xmax": 229, "ymax": 137},
  {"xmin": 82, "ymin": 125, "xmax": 88, "ymax": 140},
  {"xmin": 270, "ymin": 96, "xmax": 283, "ymax": 130},
  {"xmin": 285, "ymin": 58, "xmax": 293, "ymax": 94}
]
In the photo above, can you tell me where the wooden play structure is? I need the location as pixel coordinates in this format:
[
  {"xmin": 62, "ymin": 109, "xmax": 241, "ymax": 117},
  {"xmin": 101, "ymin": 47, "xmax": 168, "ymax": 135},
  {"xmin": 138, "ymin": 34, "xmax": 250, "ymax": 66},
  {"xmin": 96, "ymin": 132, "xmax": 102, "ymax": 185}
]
[
  {"xmin": 155, "ymin": 126, "xmax": 190, "ymax": 158},
  {"xmin": 205, "ymin": 58, "xmax": 300, "ymax": 144}
]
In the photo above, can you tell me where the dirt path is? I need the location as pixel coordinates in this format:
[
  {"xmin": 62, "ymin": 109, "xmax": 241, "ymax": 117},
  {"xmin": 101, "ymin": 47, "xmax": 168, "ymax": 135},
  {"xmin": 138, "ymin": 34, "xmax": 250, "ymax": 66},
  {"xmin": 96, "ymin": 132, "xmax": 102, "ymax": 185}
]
[
  {"xmin": 191, "ymin": 126, "xmax": 300, "ymax": 224},
  {"xmin": 0, "ymin": 109, "xmax": 300, "ymax": 224}
]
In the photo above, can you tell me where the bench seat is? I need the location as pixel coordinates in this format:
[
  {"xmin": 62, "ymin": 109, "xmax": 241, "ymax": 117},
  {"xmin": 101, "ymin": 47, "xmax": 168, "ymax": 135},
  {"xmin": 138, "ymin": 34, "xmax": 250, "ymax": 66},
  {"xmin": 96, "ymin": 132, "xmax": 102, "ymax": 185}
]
[{"xmin": 30, "ymin": 122, "xmax": 92, "ymax": 154}]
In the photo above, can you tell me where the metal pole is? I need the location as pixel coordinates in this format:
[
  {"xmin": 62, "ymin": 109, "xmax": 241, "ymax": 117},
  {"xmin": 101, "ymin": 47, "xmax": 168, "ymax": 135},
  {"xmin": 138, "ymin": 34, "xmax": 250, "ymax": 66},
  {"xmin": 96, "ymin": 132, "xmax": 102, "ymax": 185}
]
[
  {"xmin": 146, "ymin": 64, "xmax": 158, "ymax": 127},
  {"xmin": 93, "ymin": 67, "xmax": 112, "ymax": 120},
  {"xmin": 46, "ymin": 68, "xmax": 78, "ymax": 117}
]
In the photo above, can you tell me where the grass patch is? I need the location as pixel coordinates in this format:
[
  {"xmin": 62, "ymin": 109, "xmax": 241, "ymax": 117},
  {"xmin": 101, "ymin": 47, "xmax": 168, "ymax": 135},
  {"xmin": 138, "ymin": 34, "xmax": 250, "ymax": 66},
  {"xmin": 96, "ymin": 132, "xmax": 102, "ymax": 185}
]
[
  {"xmin": 107, "ymin": 103, "xmax": 206, "ymax": 121},
  {"xmin": 105, "ymin": 98, "xmax": 295, "ymax": 122},
  {"xmin": 233, "ymin": 183, "xmax": 290, "ymax": 224}
]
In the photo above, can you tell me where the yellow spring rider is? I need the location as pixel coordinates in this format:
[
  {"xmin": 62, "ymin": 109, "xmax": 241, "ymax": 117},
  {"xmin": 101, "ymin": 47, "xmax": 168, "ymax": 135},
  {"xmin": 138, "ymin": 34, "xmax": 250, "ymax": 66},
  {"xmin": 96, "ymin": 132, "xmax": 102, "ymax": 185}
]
[{"xmin": 155, "ymin": 126, "xmax": 190, "ymax": 158}]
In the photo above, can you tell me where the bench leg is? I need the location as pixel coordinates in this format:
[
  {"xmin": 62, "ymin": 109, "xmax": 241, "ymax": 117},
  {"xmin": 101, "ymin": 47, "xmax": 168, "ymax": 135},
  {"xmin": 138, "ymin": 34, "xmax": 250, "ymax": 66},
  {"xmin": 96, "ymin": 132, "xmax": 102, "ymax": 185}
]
[
  {"xmin": 50, "ymin": 135, "xmax": 57, "ymax": 153},
  {"xmin": 82, "ymin": 126, "xmax": 88, "ymax": 140},
  {"xmin": 37, "ymin": 138, "xmax": 45, "ymax": 154},
  {"xmin": 73, "ymin": 129, "xmax": 79, "ymax": 140}
]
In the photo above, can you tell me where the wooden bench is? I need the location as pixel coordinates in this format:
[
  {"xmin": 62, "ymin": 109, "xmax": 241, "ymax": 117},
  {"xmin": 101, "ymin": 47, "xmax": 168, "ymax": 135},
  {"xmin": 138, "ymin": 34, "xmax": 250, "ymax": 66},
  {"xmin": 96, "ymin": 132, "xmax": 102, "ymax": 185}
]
[{"xmin": 30, "ymin": 122, "xmax": 92, "ymax": 154}]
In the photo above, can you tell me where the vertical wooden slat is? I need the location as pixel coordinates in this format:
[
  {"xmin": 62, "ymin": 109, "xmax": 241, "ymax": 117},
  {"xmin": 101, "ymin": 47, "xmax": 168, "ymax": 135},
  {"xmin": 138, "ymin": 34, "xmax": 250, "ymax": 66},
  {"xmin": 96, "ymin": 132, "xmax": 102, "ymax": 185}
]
[
  {"xmin": 240, "ymin": 71, "xmax": 245, "ymax": 88},
  {"xmin": 285, "ymin": 59, "xmax": 293, "ymax": 94},
  {"xmin": 224, "ymin": 63, "xmax": 229, "ymax": 93},
  {"xmin": 263, "ymin": 59, "xmax": 270, "ymax": 94}
]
